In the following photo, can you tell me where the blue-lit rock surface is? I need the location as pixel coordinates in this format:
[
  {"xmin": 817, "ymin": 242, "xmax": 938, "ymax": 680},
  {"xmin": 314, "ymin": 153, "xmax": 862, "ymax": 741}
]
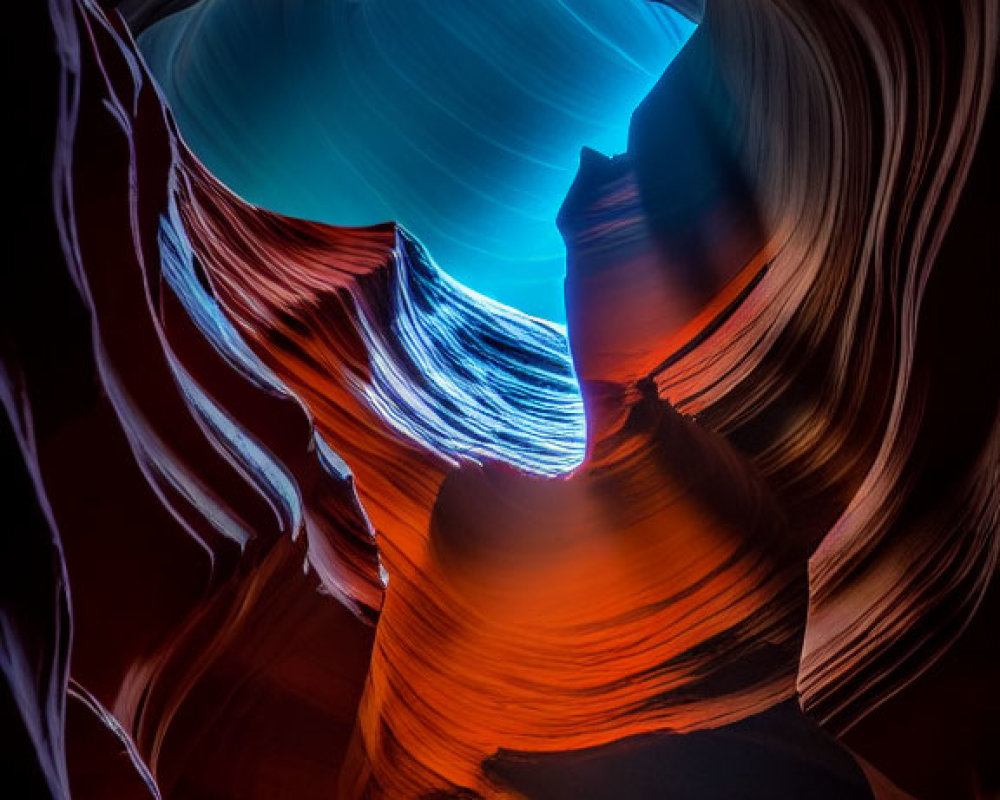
[{"xmin": 138, "ymin": 0, "xmax": 695, "ymax": 321}]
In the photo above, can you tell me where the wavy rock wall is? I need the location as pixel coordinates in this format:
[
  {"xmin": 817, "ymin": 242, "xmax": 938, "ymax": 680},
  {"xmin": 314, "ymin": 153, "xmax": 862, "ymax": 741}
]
[{"xmin": 2, "ymin": 0, "xmax": 997, "ymax": 798}]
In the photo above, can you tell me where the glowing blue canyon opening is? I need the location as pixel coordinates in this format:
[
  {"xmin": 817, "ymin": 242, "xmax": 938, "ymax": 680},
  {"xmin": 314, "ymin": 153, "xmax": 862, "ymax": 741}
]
[{"xmin": 140, "ymin": 0, "xmax": 695, "ymax": 323}]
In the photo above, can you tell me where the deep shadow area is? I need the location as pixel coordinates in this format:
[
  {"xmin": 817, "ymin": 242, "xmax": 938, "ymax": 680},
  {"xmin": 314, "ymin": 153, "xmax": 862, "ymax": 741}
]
[{"xmin": 487, "ymin": 701, "xmax": 874, "ymax": 800}]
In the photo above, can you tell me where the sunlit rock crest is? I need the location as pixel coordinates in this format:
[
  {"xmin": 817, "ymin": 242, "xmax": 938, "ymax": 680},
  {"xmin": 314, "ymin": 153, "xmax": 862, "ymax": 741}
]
[{"xmin": 2, "ymin": 0, "xmax": 997, "ymax": 799}]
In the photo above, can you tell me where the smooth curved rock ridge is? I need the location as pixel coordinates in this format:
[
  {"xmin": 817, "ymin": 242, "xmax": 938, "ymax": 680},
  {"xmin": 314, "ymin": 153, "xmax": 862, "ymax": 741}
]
[
  {"xmin": 175, "ymin": 154, "xmax": 586, "ymax": 479},
  {"xmin": 1, "ymin": 368, "xmax": 73, "ymax": 800},
  {"xmin": 6, "ymin": 2, "xmax": 377, "ymax": 798},
  {"xmin": 620, "ymin": 2, "xmax": 1000, "ymax": 796},
  {"xmin": 165, "ymin": 23, "xmax": 813, "ymax": 800},
  {"xmin": 4, "ymin": 0, "xmax": 999, "ymax": 798}
]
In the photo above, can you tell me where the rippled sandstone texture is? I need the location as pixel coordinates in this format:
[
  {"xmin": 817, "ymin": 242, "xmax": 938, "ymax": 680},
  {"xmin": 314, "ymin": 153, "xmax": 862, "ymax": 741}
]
[{"xmin": 3, "ymin": 0, "xmax": 998, "ymax": 799}]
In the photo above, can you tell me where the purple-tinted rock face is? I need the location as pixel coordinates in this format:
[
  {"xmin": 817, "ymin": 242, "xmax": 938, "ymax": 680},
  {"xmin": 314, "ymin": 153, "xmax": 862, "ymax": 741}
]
[{"xmin": 3, "ymin": 1, "xmax": 998, "ymax": 799}]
